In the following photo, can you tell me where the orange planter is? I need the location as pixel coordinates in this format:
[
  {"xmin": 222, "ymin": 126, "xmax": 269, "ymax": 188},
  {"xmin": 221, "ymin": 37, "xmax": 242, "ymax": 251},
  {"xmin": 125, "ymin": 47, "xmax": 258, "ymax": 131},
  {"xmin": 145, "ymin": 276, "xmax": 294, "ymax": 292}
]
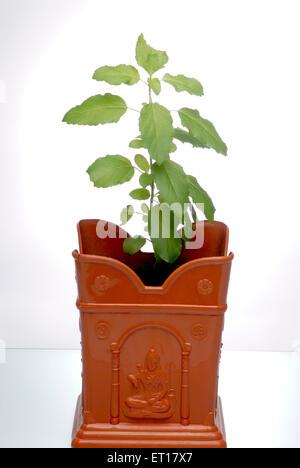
[{"xmin": 72, "ymin": 219, "xmax": 233, "ymax": 448}]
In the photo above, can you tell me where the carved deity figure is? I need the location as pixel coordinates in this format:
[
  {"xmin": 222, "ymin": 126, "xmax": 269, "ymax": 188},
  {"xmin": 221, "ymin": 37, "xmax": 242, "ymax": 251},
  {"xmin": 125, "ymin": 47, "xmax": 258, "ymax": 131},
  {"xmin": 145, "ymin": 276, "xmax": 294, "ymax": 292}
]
[{"xmin": 124, "ymin": 348, "xmax": 176, "ymax": 419}]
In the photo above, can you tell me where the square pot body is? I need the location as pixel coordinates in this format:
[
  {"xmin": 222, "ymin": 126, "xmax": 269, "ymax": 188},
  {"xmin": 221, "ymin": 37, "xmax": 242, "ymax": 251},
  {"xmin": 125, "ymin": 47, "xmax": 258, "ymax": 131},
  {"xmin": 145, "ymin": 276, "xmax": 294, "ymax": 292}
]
[{"xmin": 72, "ymin": 220, "xmax": 233, "ymax": 448}]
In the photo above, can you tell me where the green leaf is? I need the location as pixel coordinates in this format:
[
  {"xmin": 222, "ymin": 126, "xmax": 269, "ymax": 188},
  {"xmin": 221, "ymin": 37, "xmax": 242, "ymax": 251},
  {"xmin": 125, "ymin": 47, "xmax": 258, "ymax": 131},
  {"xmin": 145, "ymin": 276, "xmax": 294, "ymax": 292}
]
[
  {"xmin": 129, "ymin": 138, "xmax": 145, "ymax": 149},
  {"xmin": 120, "ymin": 205, "xmax": 134, "ymax": 225},
  {"xmin": 152, "ymin": 237, "xmax": 182, "ymax": 263},
  {"xmin": 63, "ymin": 94, "xmax": 127, "ymax": 126},
  {"xmin": 163, "ymin": 73, "xmax": 203, "ymax": 96},
  {"xmin": 187, "ymin": 175, "xmax": 215, "ymax": 223},
  {"xmin": 152, "ymin": 160, "xmax": 189, "ymax": 205},
  {"xmin": 149, "ymin": 204, "xmax": 182, "ymax": 263},
  {"xmin": 190, "ymin": 204, "xmax": 199, "ymax": 223},
  {"xmin": 136, "ymin": 34, "xmax": 168, "ymax": 75},
  {"xmin": 87, "ymin": 155, "xmax": 134, "ymax": 188},
  {"xmin": 174, "ymin": 128, "xmax": 207, "ymax": 148},
  {"xmin": 139, "ymin": 103, "xmax": 173, "ymax": 164},
  {"xmin": 170, "ymin": 142, "xmax": 177, "ymax": 153},
  {"xmin": 134, "ymin": 154, "xmax": 149, "ymax": 172},
  {"xmin": 123, "ymin": 236, "xmax": 146, "ymax": 255},
  {"xmin": 93, "ymin": 65, "xmax": 140, "ymax": 85},
  {"xmin": 148, "ymin": 78, "xmax": 161, "ymax": 95},
  {"xmin": 179, "ymin": 108, "xmax": 227, "ymax": 155},
  {"xmin": 141, "ymin": 203, "xmax": 149, "ymax": 213},
  {"xmin": 129, "ymin": 188, "xmax": 150, "ymax": 200},
  {"xmin": 139, "ymin": 173, "xmax": 153, "ymax": 188},
  {"xmin": 149, "ymin": 204, "xmax": 181, "ymax": 237}
]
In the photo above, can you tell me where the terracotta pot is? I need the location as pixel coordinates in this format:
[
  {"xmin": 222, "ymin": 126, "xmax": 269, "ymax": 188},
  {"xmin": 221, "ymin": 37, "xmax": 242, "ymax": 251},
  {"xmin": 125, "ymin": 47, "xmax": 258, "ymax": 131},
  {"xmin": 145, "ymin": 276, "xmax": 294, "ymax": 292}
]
[{"xmin": 72, "ymin": 219, "xmax": 234, "ymax": 448}]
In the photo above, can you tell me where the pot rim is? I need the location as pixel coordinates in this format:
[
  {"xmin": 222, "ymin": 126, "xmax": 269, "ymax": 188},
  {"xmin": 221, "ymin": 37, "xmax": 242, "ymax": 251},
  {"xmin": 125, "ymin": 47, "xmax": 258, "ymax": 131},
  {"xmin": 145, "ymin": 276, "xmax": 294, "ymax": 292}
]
[{"xmin": 72, "ymin": 249, "xmax": 234, "ymax": 293}]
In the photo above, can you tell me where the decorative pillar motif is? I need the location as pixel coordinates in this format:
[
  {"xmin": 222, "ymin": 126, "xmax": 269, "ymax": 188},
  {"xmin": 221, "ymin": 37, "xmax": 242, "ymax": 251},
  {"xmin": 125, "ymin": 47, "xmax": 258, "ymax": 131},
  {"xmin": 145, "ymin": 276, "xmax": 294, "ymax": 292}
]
[
  {"xmin": 180, "ymin": 346, "xmax": 191, "ymax": 426},
  {"xmin": 110, "ymin": 344, "xmax": 120, "ymax": 425}
]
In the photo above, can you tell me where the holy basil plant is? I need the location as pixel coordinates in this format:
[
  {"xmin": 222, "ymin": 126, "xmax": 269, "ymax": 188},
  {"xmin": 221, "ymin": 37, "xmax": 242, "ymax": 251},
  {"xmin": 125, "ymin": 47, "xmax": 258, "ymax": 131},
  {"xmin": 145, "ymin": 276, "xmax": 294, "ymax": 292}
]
[{"xmin": 63, "ymin": 34, "xmax": 227, "ymax": 263}]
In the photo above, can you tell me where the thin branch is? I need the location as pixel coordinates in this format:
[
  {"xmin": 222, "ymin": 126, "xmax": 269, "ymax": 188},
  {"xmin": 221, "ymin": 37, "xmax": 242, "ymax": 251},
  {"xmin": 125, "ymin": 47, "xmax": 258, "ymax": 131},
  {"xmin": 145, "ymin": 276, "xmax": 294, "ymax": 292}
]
[
  {"xmin": 134, "ymin": 166, "xmax": 143, "ymax": 174},
  {"xmin": 127, "ymin": 107, "xmax": 140, "ymax": 113}
]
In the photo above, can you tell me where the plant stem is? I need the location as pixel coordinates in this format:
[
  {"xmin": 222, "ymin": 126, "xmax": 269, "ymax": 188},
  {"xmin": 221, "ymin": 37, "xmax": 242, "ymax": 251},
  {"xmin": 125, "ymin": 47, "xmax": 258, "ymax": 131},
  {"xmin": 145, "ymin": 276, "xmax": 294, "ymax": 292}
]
[
  {"xmin": 127, "ymin": 107, "xmax": 140, "ymax": 113},
  {"xmin": 148, "ymin": 77, "xmax": 153, "ymax": 104},
  {"xmin": 150, "ymin": 156, "xmax": 154, "ymax": 209},
  {"xmin": 148, "ymin": 77, "xmax": 155, "ymax": 210}
]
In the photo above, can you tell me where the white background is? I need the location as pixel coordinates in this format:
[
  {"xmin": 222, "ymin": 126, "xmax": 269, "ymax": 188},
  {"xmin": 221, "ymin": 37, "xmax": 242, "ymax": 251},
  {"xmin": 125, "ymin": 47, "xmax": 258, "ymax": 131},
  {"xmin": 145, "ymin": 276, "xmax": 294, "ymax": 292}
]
[{"xmin": 0, "ymin": 0, "xmax": 300, "ymax": 351}]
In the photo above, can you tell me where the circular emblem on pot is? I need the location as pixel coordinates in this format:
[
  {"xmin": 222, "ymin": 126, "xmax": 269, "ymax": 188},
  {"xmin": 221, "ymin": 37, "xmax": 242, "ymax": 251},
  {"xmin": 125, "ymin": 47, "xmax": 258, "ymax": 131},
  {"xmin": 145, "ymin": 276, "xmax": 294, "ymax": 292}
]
[
  {"xmin": 95, "ymin": 321, "xmax": 111, "ymax": 340},
  {"xmin": 191, "ymin": 323, "xmax": 207, "ymax": 341},
  {"xmin": 197, "ymin": 279, "xmax": 214, "ymax": 296},
  {"xmin": 94, "ymin": 275, "xmax": 111, "ymax": 293}
]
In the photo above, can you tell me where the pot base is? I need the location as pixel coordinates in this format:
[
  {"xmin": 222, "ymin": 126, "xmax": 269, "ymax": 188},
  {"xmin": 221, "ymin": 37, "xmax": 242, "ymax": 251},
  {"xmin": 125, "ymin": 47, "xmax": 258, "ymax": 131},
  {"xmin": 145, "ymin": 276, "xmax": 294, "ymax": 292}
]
[{"xmin": 72, "ymin": 396, "xmax": 227, "ymax": 448}]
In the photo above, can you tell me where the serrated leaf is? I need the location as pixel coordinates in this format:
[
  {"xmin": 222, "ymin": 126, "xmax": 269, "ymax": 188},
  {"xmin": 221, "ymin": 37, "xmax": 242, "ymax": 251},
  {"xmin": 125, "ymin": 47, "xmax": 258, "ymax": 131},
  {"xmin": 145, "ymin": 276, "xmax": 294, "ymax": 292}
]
[
  {"xmin": 139, "ymin": 103, "xmax": 173, "ymax": 164},
  {"xmin": 163, "ymin": 73, "xmax": 203, "ymax": 96},
  {"xmin": 63, "ymin": 94, "xmax": 127, "ymax": 126},
  {"xmin": 93, "ymin": 64, "xmax": 140, "ymax": 85},
  {"xmin": 136, "ymin": 34, "xmax": 168, "ymax": 76},
  {"xmin": 152, "ymin": 160, "xmax": 189, "ymax": 205},
  {"xmin": 87, "ymin": 155, "xmax": 134, "ymax": 188},
  {"xmin": 120, "ymin": 205, "xmax": 134, "ymax": 225},
  {"xmin": 179, "ymin": 108, "xmax": 227, "ymax": 155},
  {"xmin": 139, "ymin": 173, "xmax": 153, "ymax": 188},
  {"xmin": 123, "ymin": 236, "xmax": 146, "ymax": 255},
  {"xmin": 148, "ymin": 78, "xmax": 161, "ymax": 95},
  {"xmin": 174, "ymin": 128, "xmax": 207, "ymax": 148},
  {"xmin": 129, "ymin": 188, "xmax": 150, "ymax": 200},
  {"xmin": 129, "ymin": 138, "xmax": 145, "ymax": 149},
  {"xmin": 187, "ymin": 175, "xmax": 215, "ymax": 223},
  {"xmin": 134, "ymin": 154, "xmax": 149, "ymax": 172}
]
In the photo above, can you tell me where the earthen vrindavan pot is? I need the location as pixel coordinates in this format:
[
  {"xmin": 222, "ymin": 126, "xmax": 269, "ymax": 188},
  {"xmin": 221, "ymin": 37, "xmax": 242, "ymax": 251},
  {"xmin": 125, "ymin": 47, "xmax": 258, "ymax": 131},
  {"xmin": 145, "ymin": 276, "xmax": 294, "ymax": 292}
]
[{"xmin": 72, "ymin": 219, "xmax": 234, "ymax": 448}]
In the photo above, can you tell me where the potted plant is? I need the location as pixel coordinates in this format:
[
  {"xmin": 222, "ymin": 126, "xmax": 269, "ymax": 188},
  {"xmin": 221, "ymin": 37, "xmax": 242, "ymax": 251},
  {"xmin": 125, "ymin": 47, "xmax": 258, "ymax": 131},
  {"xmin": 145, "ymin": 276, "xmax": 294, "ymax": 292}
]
[{"xmin": 63, "ymin": 34, "xmax": 233, "ymax": 448}]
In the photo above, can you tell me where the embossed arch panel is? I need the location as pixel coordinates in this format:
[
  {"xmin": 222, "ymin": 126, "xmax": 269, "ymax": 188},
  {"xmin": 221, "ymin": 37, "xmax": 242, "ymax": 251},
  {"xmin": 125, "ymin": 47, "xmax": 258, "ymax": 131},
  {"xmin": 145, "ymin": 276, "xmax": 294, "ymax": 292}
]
[{"xmin": 110, "ymin": 322, "xmax": 191, "ymax": 426}]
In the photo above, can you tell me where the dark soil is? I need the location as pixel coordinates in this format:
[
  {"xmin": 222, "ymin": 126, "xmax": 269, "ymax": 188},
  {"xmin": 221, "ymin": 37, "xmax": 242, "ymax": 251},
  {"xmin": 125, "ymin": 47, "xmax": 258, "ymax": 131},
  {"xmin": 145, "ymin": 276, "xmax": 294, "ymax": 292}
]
[{"xmin": 134, "ymin": 261, "xmax": 179, "ymax": 287}]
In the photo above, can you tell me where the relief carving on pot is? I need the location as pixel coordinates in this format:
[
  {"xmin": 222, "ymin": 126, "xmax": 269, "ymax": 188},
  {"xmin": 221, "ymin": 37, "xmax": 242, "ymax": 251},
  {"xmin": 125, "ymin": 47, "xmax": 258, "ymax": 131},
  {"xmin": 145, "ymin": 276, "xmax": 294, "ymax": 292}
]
[
  {"xmin": 123, "ymin": 348, "xmax": 176, "ymax": 420},
  {"xmin": 191, "ymin": 323, "xmax": 207, "ymax": 341},
  {"xmin": 197, "ymin": 278, "xmax": 214, "ymax": 296},
  {"xmin": 95, "ymin": 321, "xmax": 111, "ymax": 340},
  {"xmin": 93, "ymin": 275, "xmax": 112, "ymax": 293}
]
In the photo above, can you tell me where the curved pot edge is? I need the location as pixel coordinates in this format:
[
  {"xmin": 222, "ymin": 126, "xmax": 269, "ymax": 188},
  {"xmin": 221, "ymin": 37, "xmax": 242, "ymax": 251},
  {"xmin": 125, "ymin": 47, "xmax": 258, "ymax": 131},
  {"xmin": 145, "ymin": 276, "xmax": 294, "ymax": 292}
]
[{"xmin": 73, "ymin": 249, "xmax": 234, "ymax": 294}]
